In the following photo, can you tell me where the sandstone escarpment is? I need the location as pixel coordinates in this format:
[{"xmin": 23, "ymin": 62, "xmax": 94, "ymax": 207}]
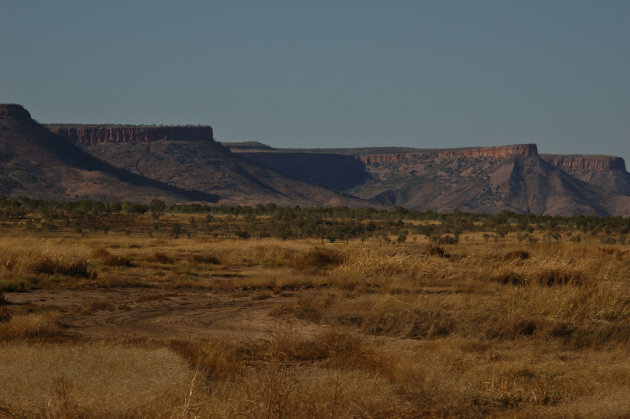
[
  {"xmin": 358, "ymin": 153, "xmax": 426, "ymax": 166},
  {"xmin": 436, "ymin": 144, "xmax": 538, "ymax": 159},
  {"xmin": 47, "ymin": 125, "xmax": 214, "ymax": 144},
  {"xmin": 542, "ymin": 155, "xmax": 627, "ymax": 172},
  {"xmin": 358, "ymin": 144, "xmax": 538, "ymax": 166}
]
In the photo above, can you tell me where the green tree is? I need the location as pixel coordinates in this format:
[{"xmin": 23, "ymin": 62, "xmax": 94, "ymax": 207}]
[{"xmin": 149, "ymin": 199, "xmax": 166, "ymax": 218}]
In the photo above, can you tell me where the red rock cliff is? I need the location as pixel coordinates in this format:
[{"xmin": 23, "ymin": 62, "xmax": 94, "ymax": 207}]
[
  {"xmin": 358, "ymin": 153, "xmax": 426, "ymax": 165},
  {"xmin": 358, "ymin": 144, "xmax": 538, "ymax": 166},
  {"xmin": 47, "ymin": 125, "xmax": 214, "ymax": 144},
  {"xmin": 542, "ymin": 155, "xmax": 627, "ymax": 172},
  {"xmin": 436, "ymin": 144, "xmax": 538, "ymax": 159}
]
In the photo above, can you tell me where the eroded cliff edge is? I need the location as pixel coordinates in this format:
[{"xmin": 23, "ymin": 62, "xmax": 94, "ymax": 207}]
[
  {"xmin": 542, "ymin": 154, "xmax": 627, "ymax": 172},
  {"xmin": 46, "ymin": 125, "xmax": 214, "ymax": 144},
  {"xmin": 358, "ymin": 144, "xmax": 539, "ymax": 166}
]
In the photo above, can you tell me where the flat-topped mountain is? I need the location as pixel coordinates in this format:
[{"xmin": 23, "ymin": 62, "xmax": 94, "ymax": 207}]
[
  {"xmin": 0, "ymin": 105, "xmax": 218, "ymax": 203},
  {"xmin": 227, "ymin": 142, "xmax": 630, "ymax": 216},
  {"xmin": 3, "ymin": 104, "xmax": 629, "ymax": 215},
  {"xmin": 541, "ymin": 154, "xmax": 630, "ymax": 202},
  {"xmin": 47, "ymin": 121, "xmax": 368, "ymax": 208},
  {"xmin": 542, "ymin": 154, "xmax": 627, "ymax": 172}
]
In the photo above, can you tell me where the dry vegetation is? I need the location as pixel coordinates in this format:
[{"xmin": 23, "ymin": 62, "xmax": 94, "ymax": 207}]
[{"xmin": 1, "ymin": 211, "xmax": 630, "ymax": 417}]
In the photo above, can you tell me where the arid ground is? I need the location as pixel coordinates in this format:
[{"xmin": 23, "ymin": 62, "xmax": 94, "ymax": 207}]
[{"xmin": 1, "ymin": 209, "xmax": 630, "ymax": 417}]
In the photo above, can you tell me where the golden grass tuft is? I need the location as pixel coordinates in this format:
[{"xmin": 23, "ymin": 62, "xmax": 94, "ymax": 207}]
[
  {"xmin": 170, "ymin": 338, "xmax": 247, "ymax": 381},
  {"xmin": 0, "ymin": 311, "xmax": 63, "ymax": 339},
  {"xmin": 147, "ymin": 252, "xmax": 175, "ymax": 264},
  {"xmin": 291, "ymin": 248, "xmax": 344, "ymax": 273},
  {"xmin": 29, "ymin": 254, "xmax": 90, "ymax": 277}
]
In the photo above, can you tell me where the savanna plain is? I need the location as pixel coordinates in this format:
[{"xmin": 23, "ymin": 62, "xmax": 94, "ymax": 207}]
[{"xmin": 1, "ymin": 204, "xmax": 630, "ymax": 418}]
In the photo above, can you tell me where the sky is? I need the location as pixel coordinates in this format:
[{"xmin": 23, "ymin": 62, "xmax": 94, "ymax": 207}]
[{"xmin": 1, "ymin": 1, "xmax": 629, "ymax": 159}]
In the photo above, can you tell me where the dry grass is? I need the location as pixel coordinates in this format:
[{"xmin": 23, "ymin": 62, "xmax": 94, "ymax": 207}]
[
  {"xmin": 0, "ymin": 342, "xmax": 196, "ymax": 417},
  {"xmin": 2, "ymin": 228, "xmax": 630, "ymax": 416},
  {"xmin": 0, "ymin": 311, "xmax": 63, "ymax": 339}
]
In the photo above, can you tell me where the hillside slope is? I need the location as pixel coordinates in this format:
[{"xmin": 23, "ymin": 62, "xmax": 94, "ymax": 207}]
[
  {"xmin": 48, "ymin": 125, "xmax": 369, "ymax": 208},
  {"xmin": 229, "ymin": 143, "xmax": 630, "ymax": 216},
  {"xmin": 0, "ymin": 105, "xmax": 218, "ymax": 203}
]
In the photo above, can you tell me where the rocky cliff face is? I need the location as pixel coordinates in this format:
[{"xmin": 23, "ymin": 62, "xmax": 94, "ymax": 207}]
[
  {"xmin": 358, "ymin": 144, "xmax": 538, "ymax": 166},
  {"xmin": 47, "ymin": 125, "xmax": 214, "ymax": 144},
  {"xmin": 436, "ymin": 144, "xmax": 538, "ymax": 159},
  {"xmin": 357, "ymin": 153, "xmax": 426, "ymax": 165},
  {"xmin": 542, "ymin": 155, "xmax": 627, "ymax": 172}
]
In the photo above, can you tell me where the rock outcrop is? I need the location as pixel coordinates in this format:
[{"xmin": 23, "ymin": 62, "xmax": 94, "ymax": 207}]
[
  {"xmin": 357, "ymin": 144, "xmax": 539, "ymax": 166},
  {"xmin": 358, "ymin": 153, "xmax": 426, "ymax": 166},
  {"xmin": 436, "ymin": 144, "xmax": 538, "ymax": 159},
  {"xmin": 542, "ymin": 155, "xmax": 627, "ymax": 172},
  {"xmin": 47, "ymin": 125, "xmax": 214, "ymax": 144}
]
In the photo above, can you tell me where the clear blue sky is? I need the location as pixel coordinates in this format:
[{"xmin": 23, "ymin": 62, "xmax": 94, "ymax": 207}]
[{"xmin": 1, "ymin": 1, "xmax": 629, "ymax": 159}]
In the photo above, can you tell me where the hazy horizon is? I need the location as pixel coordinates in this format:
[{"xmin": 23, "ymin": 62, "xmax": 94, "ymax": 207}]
[{"xmin": 1, "ymin": 1, "xmax": 629, "ymax": 160}]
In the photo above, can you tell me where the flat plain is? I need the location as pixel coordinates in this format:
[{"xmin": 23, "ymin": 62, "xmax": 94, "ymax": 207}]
[{"xmin": 1, "ymin": 207, "xmax": 630, "ymax": 418}]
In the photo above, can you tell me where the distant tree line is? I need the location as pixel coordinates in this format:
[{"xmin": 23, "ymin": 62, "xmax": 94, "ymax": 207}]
[{"xmin": 1, "ymin": 196, "xmax": 630, "ymax": 242}]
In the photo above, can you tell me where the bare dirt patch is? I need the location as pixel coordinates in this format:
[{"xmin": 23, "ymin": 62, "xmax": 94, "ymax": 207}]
[{"xmin": 4, "ymin": 288, "xmax": 324, "ymax": 341}]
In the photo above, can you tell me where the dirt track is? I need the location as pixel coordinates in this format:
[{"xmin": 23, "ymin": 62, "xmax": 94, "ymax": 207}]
[{"xmin": 5, "ymin": 288, "xmax": 323, "ymax": 341}]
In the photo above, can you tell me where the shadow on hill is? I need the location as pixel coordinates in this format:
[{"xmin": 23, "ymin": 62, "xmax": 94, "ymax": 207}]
[{"xmin": 34, "ymin": 123, "xmax": 220, "ymax": 203}]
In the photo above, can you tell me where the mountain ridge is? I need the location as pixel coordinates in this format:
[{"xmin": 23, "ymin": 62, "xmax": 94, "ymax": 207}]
[
  {"xmin": 1, "ymin": 104, "xmax": 628, "ymax": 215},
  {"xmin": 0, "ymin": 104, "xmax": 220, "ymax": 203},
  {"xmin": 226, "ymin": 141, "xmax": 630, "ymax": 216},
  {"xmin": 43, "ymin": 118, "xmax": 371, "ymax": 208}
]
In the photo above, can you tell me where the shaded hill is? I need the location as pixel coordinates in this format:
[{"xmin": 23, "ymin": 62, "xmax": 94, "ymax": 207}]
[
  {"xmin": 48, "ymin": 124, "xmax": 369, "ymax": 208},
  {"xmin": 541, "ymin": 154, "xmax": 630, "ymax": 215},
  {"xmin": 229, "ymin": 142, "xmax": 630, "ymax": 215},
  {"xmin": 0, "ymin": 105, "xmax": 219, "ymax": 203},
  {"xmin": 7, "ymin": 102, "xmax": 630, "ymax": 215},
  {"xmin": 229, "ymin": 151, "xmax": 371, "ymax": 192},
  {"xmin": 348, "ymin": 146, "xmax": 609, "ymax": 216},
  {"xmin": 542, "ymin": 154, "xmax": 630, "ymax": 195}
]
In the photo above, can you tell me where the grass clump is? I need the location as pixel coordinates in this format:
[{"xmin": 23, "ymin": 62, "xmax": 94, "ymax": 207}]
[
  {"xmin": 148, "ymin": 252, "xmax": 174, "ymax": 264},
  {"xmin": 188, "ymin": 254, "xmax": 220, "ymax": 265},
  {"xmin": 93, "ymin": 249, "xmax": 133, "ymax": 267},
  {"xmin": 0, "ymin": 311, "xmax": 63, "ymax": 340},
  {"xmin": 170, "ymin": 338, "xmax": 246, "ymax": 381},
  {"xmin": 425, "ymin": 244, "xmax": 449, "ymax": 257},
  {"xmin": 29, "ymin": 255, "xmax": 90, "ymax": 278},
  {"xmin": 291, "ymin": 248, "xmax": 343, "ymax": 273}
]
